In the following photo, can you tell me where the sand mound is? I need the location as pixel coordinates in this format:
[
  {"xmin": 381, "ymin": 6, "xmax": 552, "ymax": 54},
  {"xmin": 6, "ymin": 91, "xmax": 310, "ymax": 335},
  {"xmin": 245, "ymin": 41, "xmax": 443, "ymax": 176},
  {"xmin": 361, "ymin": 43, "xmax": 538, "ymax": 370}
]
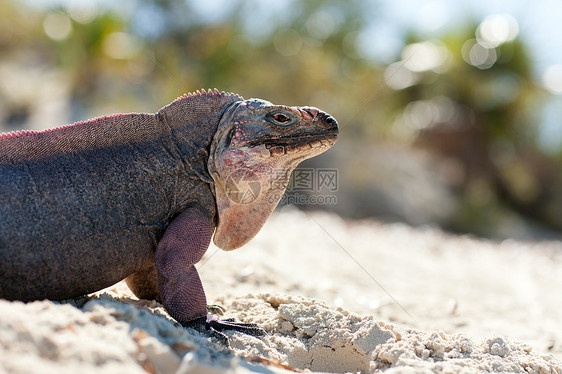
[
  {"xmin": 0, "ymin": 293, "xmax": 560, "ymax": 373},
  {"xmin": 222, "ymin": 294, "xmax": 561, "ymax": 373}
]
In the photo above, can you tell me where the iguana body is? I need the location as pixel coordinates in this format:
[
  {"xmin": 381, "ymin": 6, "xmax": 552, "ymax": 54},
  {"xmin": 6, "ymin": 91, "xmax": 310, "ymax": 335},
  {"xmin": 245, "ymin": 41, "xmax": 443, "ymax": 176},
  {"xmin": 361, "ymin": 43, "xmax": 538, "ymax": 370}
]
[{"xmin": 0, "ymin": 89, "xmax": 338, "ymax": 331}]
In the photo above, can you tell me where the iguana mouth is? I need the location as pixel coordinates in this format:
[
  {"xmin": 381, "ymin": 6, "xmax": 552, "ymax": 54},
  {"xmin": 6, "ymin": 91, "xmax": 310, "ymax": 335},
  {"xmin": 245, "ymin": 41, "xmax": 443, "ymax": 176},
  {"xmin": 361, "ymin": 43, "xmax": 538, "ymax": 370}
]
[
  {"xmin": 245, "ymin": 132, "xmax": 337, "ymax": 157},
  {"xmin": 263, "ymin": 133, "xmax": 337, "ymax": 156}
]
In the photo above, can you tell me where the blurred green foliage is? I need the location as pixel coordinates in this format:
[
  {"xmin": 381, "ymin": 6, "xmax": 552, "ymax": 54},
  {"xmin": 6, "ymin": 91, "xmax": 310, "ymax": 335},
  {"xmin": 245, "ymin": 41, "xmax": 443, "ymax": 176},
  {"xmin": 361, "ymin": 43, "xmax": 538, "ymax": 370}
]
[{"xmin": 1, "ymin": 0, "xmax": 561, "ymax": 239}]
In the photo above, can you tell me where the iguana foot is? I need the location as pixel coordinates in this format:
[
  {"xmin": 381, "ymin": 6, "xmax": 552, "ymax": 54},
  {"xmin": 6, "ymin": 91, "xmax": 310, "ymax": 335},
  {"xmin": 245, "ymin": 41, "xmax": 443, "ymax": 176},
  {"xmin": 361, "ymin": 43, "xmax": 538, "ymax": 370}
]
[{"xmin": 183, "ymin": 314, "xmax": 266, "ymax": 344}]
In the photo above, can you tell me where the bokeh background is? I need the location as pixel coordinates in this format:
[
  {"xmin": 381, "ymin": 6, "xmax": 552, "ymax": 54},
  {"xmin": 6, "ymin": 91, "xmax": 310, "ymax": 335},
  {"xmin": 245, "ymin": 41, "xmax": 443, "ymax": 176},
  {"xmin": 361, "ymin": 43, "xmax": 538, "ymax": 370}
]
[{"xmin": 2, "ymin": 0, "xmax": 562, "ymax": 240}]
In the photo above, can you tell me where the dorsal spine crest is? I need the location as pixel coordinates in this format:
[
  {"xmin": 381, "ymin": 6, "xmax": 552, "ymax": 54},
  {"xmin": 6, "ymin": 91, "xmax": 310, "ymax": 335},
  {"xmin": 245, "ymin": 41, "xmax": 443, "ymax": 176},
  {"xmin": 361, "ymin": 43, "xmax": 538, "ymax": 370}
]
[{"xmin": 173, "ymin": 88, "xmax": 243, "ymax": 104}]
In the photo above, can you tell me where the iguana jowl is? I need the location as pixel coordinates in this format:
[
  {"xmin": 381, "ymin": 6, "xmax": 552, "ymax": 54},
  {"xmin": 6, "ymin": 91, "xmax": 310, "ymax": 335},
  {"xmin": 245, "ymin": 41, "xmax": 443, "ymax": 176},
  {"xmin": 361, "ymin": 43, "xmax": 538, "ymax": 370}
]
[{"xmin": 0, "ymin": 89, "xmax": 338, "ymax": 334}]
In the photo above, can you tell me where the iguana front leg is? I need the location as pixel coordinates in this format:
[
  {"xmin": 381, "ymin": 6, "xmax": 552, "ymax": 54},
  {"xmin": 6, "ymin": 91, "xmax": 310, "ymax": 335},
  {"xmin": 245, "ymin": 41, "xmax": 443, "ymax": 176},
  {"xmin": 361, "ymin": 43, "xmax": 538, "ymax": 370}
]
[{"xmin": 155, "ymin": 207, "xmax": 264, "ymax": 338}]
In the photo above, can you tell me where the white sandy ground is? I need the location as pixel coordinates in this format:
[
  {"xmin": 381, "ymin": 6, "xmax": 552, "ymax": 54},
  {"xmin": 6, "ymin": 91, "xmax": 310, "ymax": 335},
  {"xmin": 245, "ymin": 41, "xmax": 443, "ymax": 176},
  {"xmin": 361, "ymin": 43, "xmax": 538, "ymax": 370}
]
[{"xmin": 1, "ymin": 207, "xmax": 561, "ymax": 373}]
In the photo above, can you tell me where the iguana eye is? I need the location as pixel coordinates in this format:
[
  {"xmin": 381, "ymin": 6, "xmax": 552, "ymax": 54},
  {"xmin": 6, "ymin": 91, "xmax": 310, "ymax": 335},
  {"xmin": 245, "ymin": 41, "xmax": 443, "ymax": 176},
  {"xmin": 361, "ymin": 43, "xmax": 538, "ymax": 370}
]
[{"xmin": 273, "ymin": 114, "xmax": 290, "ymax": 123}]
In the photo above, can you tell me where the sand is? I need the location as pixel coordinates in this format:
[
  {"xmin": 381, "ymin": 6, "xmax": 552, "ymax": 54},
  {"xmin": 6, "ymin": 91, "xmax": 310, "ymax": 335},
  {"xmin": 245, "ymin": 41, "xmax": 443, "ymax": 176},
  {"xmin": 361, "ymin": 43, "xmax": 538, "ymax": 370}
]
[{"xmin": 1, "ymin": 207, "xmax": 561, "ymax": 373}]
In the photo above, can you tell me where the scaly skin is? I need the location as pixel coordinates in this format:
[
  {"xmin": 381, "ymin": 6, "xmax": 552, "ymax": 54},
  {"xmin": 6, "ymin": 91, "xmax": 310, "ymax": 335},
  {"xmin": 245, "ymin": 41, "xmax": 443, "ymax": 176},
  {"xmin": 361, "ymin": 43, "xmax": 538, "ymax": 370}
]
[{"xmin": 0, "ymin": 89, "xmax": 338, "ymax": 335}]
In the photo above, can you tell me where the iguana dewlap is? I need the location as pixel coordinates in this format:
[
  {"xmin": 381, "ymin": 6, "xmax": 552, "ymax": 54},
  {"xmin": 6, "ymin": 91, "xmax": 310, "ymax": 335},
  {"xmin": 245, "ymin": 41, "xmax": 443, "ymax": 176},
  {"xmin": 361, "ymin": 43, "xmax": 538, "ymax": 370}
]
[{"xmin": 0, "ymin": 89, "xmax": 338, "ymax": 332}]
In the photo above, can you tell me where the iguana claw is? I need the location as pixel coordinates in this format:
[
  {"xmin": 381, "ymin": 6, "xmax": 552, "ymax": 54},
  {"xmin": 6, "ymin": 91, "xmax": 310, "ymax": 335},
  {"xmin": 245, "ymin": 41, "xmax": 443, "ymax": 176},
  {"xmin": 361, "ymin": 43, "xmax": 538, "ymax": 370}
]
[{"xmin": 183, "ymin": 314, "xmax": 266, "ymax": 344}]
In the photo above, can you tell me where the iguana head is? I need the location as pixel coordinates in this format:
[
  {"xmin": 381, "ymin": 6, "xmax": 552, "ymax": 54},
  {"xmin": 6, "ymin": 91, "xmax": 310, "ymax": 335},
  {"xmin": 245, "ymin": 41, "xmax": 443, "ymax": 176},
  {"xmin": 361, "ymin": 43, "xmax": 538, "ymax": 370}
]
[{"xmin": 209, "ymin": 98, "xmax": 338, "ymax": 250}]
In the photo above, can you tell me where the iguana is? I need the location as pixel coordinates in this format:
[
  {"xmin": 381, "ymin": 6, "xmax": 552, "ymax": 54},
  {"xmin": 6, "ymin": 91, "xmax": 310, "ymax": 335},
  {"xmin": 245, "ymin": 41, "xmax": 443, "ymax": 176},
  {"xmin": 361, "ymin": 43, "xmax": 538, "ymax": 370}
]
[{"xmin": 0, "ymin": 89, "xmax": 338, "ymax": 336}]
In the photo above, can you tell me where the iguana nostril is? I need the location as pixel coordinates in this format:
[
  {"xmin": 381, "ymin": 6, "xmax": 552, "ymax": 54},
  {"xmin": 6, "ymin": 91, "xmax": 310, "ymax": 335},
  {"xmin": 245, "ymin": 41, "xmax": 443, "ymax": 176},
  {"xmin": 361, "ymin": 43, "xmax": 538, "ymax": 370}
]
[
  {"xmin": 317, "ymin": 112, "xmax": 338, "ymax": 130},
  {"xmin": 299, "ymin": 107, "xmax": 337, "ymax": 130}
]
